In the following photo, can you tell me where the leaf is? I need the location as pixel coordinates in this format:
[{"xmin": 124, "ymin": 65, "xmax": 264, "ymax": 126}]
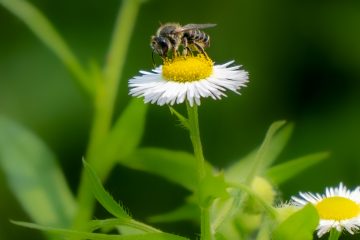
[
  {"xmin": 225, "ymin": 121, "xmax": 293, "ymax": 184},
  {"xmin": 85, "ymin": 163, "xmax": 164, "ymax": 234},
  {"xmin": 199, "ymin": 172, "xmax": 229, "ymax": 207},
  {"xmin": 272, "ymin": 204, "xmax": 319, "ymax": 240},
  {"xmin": 266, "ymin": 152, "xmax": 329, "ymax": 185},
  {"xmin": 88, "ymin": 218, "xmax": 160, "ymax": 234},
  {"xmin": 148, "ymin": 203, "xmax": 199, "ymax": 223},
  {"xmin": 106, "ymin": 98, "xmax": 147, "ymax": 161},
  {"xmin": 84, "ymin": 160, "xmax": 131, "ymax": 219},
  {"xmin": 210, "ymin": 193, "xmax": 238, "ymax": 231},
  {"xmin": 0, "ymin": 0, "xmax": 92, "ymax": 94},
  {"xmin": 121, "ymin": 148, "xmax": 198, "ymax": 191},
  {"xmin": 12, "ymin": 221, "xmax": 189, "ymax": 240},
  {"xmin": 0, "ymin": 116, "xmax": 76, "ymax": 227},
  {"xmin": 169, "ymin": 106, "xmax": 189, "ymax": 129}
]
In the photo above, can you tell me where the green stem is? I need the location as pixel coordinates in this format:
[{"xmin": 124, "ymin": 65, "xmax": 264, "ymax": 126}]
[
  {"xmin": 186, "ymin": 103, "xmax": 206, "ymax": 180},
  {"xmin": 328, "ymin": 229, "xmax": 341, "ymax": 240},
  {"xmin": 200, "ymin": 207, "xmax": 212, "ymax": 240},
  {"xmin": 72, "ymin": 0, "xmax": 142, "ymax": 232},
  {"xmin": 186, "ymin": 103, "xmax": 212, "ymax": 240},
  {"xmin": 88, "ymin": 0, "xmax": 141, "ymax": 157}
]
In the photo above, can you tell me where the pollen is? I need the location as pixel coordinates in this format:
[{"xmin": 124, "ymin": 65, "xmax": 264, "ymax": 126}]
[
  {"xmin": 315, "ymin": 196, "xmax": 360, "ymax": 220},
  {"xmin": 162, "ymin": 54, "xmax": 213, "ymax": 82}
]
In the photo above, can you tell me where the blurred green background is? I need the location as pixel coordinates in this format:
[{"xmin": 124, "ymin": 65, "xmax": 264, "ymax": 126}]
[{"xmin": 1, "ymin": 0, "xmax": 360, "ymax": 239}]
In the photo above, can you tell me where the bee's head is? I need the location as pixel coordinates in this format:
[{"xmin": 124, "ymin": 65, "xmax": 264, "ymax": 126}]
[{"xmin": 150, "ymin": 36, "xmax": 169, "ymax": 58}]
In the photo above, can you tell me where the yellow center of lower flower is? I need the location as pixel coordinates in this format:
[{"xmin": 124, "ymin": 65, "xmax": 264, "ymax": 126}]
[
  {"xmin": 315, "ymin": 196, "xmax": 360, "ymax": 220},
  {"xmin": 162, "ymin": 54, "xmax": 213, "ymax": 82}
]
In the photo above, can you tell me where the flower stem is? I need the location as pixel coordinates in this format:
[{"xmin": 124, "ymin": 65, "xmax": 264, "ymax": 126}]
[
  {"xmin": 328, "ymin": 229, "xmax": 341, "ymax": 240},
  {"xmin": 72, "ymin": 0, "xmax": 142, "ymax": 233},
  {"xmin": 186, "ymin": 102, "xmax": 212, "ymax": 240},
  {"xmin": 186, "ymin": 103, "xmax": 206, "ymax": 180}
]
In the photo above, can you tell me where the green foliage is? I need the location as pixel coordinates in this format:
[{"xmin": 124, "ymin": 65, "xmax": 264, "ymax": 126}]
[
  {"xmin": 122, "ymin": 148, "xmax": 198, "ymax": 191},
  {"xmin": 12, "ymin": 221, "xmax": 189, "ymax": 240},
  {"xmin": 225, "ymin": 121, "xmax": 293, "ymax": 184},
  {"xmin": 169, "ymin": 106, "xmax": 190, "ymax": 129},
  {"xmin": 97, "ymin": 98, "xmax": 148, "ymax": 169},
  {"xmin": 0, "ymin": 117, "xmax": 76, "ymax": 227},
  {"xmin": 272, "ymin": 204, "xmax": 319, "ymax": 240},
  {"xmin": 266, "ymin": 152, "xmax": 329, "ymax": 185},
  {"xmin": 149, "ymin": 202, "xmax": 199, "ymax": 223},
  {"xmin": 83, "ymin": 160, "xmax": 131, "ymax": 219},
  {"xmin": 83, "ymin": 160, "xmax": 193, "ymax": 238},
  {"xmin": 199, "ymin": 173, "xmax": 229, "ymax": 207}
]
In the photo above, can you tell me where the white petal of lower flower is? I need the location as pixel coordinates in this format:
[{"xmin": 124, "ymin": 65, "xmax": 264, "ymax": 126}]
[{"xmin": 291, "ymin": 183, "xmax": 360, "ymax": 237}]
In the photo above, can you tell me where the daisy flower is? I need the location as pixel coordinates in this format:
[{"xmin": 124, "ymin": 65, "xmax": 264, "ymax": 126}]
[
  {"xmin": 128, "ymin": 54, "xmax": 248, "ymax": 106},
  {"xmin": 291, "ymin": 183, "xmax": 360, "ymax": 238}
]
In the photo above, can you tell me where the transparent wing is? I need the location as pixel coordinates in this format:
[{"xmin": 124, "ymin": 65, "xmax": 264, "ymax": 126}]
[{"xmin": 175, "ymin": 23, "xmax": 217, "ymax": 33}]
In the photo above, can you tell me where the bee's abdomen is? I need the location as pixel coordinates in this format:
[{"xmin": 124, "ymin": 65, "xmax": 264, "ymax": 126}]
[{"xmin": 185, "ymin": 30, "xmax": 210, "ymax": 47}]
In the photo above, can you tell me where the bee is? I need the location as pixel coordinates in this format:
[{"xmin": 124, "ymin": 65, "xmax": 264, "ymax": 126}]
[{"xmin": 150, "ymin": 23, "xmax": 216, "ymax": 60}]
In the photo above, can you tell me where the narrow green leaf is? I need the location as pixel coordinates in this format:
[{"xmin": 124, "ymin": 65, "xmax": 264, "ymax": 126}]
[
  {"xmin": 169, "ymin": 106, "xmax": 189, "ymax": 129},
  {"xmin": 255, "ymin": 220, "xmax": 271, "ymax": 240},
  {"xmin": 225, "ymin": 121, "xmax": 292, "ymax": 183},
  {"xmin": 0, "ymin": 117, "xmax": 76, "ymax": 227},
  {"xmin": 245, "ymin": 120, "xmax": 287, "ymax": 183},
  {"xmin": 88, "ymin": 218, "xmax": 160, "ymax": 233},
  {"xmin": 0, "ymin": 0, "xmax": 92, "ymax": 94},
  {"xmin": 210, "ymin": 193, "xmax": 238, "ymax": 231},
  {"xmin": 149, "ymin": 203, "xmax": 199, "ymax": 223},
  {"xmin": 272, "ymin": 204, "xmax": 319, "ymax": 240},
  {"xmin": 122, "ymin": 148, "xmax": 198, "ymax": 191},
  {"xmin": 266, "ymin": 152, "xmax": 329, "ymax": 184},
  {"xmin": 106, "ymin": 99, "xmax": 147, "ymax": 162},
  {"xmin": 83, "ymin": 160, "xmax": 131, "ymax": 219},
  {"xmin": 12, "ymin": 221, "xmax": 189, "ymax": 240}
]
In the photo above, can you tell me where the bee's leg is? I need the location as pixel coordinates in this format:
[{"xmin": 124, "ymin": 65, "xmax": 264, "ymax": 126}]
[
  {"xmin": 182, "ymin": 47, "xmax": 193, "ymax": 58},
  {"xmin": 181, "ymin": 37, "xmax": 189, "ymax": 57},
  {"xmin": 172, "ymin": 47, "xmax": 179, "ymax": 59},
  {"xmin": 194, "ymin": 42, "xmax": 209, "ymax": 59},
  {"xmin": 186, "ymin": 47, "xmax": 194, "ymax": 57}
]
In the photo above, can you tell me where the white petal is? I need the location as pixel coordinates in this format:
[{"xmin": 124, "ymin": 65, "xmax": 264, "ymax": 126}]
[{"xmin": 128, "ymin": 60, "xmax": 249, "ymax": 106}]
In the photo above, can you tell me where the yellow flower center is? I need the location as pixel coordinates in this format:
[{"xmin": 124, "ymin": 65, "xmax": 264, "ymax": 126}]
[
  {"xmin": 162, "ymin": 54, "xmax": 213, "ymax": 82},
  {"xmin": 315, "ymin": 196, "xmax": 360, "ymax": 220}
]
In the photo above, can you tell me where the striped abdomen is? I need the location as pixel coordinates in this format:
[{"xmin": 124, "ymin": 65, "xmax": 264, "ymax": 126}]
[{"xmin": 184, "ymin": 29, "xmax": 210, "ymax": 47}]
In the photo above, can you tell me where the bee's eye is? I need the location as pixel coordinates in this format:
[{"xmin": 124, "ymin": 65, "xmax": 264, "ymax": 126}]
[{"xmin": 159, "ymin": 39, "xmax": 167, "ymax": 47}]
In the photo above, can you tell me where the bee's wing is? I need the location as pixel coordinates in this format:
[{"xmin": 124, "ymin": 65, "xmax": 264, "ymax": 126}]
[{"xmin": 175, "ymin": 23, "xmax": 217, "ymax": 33}]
